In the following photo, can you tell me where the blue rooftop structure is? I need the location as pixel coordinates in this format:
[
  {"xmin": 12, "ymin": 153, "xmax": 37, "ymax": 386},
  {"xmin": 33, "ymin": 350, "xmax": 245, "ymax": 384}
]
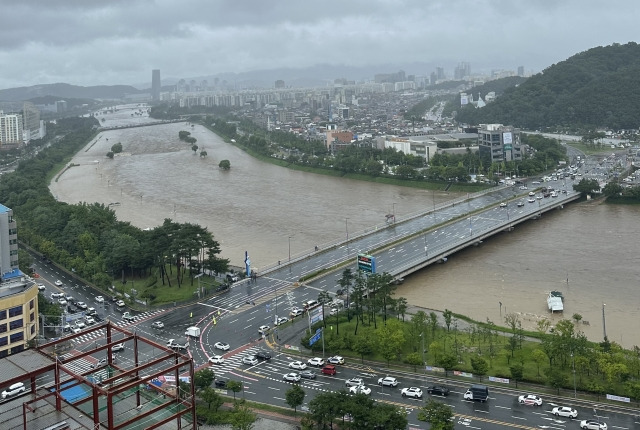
[
  {"xmin": 2, "ymin": 268, "xmax": 23, "ymax": 281},
  {"xmin": 0, "ymin": 203, "xmax": 9, "ymax": 213}
]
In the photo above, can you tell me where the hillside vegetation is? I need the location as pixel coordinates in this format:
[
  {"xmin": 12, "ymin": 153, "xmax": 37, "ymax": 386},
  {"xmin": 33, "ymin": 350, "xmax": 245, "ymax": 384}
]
[{"xmin": 456, "ymin": 42, "xmax": 640, "ymax": 130}]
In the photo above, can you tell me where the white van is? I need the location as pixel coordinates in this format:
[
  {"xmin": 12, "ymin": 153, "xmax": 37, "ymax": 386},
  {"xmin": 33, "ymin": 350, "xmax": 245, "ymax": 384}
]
[{"xmin": 304, "ymin": 300, "xmax": 319, "ymax": 309}]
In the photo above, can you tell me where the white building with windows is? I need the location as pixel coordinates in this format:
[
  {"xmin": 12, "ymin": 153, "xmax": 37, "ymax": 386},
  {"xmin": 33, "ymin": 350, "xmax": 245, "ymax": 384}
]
[{"xmin": 0, "ymin": 112, "xmax": 23, "ymax": 148}]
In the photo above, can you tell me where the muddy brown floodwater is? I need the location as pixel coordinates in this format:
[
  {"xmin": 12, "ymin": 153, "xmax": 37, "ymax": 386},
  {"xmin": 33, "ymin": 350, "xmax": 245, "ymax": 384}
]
[{"xmin": 50, "ymin": 106, "xmax": 640, "ymax": 348}]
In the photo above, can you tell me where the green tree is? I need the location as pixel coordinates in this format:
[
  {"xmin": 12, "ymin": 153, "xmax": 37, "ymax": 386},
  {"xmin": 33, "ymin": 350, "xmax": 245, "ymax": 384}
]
[
  {"xmin": 531, "ymin": 349, "xmax": 548, "ymax": 377},
  {"xmin": 191, "ymin": 144, "xmax": 199, "ymax": 153},
  {"xmin": 226, "ymin": 380, "xmax": 243, "ymax": 401},
  {"xmin": 230, "ymin": 403, "xmax": 256, "ymax": 430},
  {"xmin": 510, "ymin": 364, "xmax": 524, "ymax": 388},
  {"xmin": 443, "ymin": 309, "xmax": 453, "ymax": 332},
  {"xmin": 471, "ymin": 356, "xmax": 489, "ymax": 382},
  {"xmin": 417, "ymin": 399, "xmax": 455, "ymax": 430},
  {"xmin": 378, "ymin": 320, "xmax": 405, "ymax": 365},
  {"xmin": 547, "ymin": 368, "xmax": 568, "ymax": 394},
  {"xmin": 193, "ymin": 368, "xmax": 215, "ymax": 391},
  {"xmin": 106, "ymin": 151, "xmax": 114, "ymax": 159},
  {"xmin": 353, "ymin": 332, "xmax": 375, "ymax": 363},
  {"xmin": 396, "ymin": 297, "xmax": 408, "ymax": 321},
  {"xmin": 200, "ymin": 386, "xmax": 223, "ymax": 411},
  {"xmin": 219, "ymin": 159, "xmax": 231, "ymax": 170},
  {"xmin": 573, "ymin": 178, "xmax": 600, "ymax": 194},
  {"xmin": 200, "ymin": 150, "xmax": 208, "ymax": 157},
  {"xmin": 111, "ymin": 142, "xmax": 123, "ymax": 153},
  {"xmin": 285, "ymin": 384, "xmax": 306, "ymax": 413},
  {"xmin": 439, "ymin": 354, "xmax": 457, "ymax": 377},
  {"xmin": 405, "ymin": 352, "xmax": 423, "ymax": 372}
]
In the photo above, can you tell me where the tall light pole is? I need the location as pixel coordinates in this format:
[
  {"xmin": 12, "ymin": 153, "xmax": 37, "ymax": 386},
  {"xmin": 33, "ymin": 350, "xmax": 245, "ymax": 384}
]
[
  {"xmin": 571, "ymin": 352, "xmax": 577, "ymax": 398},
  {"xmin": 345, "ymin": 218, "xmax": 349, "ymax": 241},
  {"xmin": 392, "ymin": 202, "xmax": 396, "ymax": 223},
  {"xmin": 602, "ymin": 303, "xmax": 607, "ymax": 340},
  {"xmin": 288, "ymin": 236, "xmax": 292, "ymax": 262}
]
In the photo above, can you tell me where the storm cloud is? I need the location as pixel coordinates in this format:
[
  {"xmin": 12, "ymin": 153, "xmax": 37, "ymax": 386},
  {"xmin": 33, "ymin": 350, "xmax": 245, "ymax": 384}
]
[{"xmin": 0, "ymin": 0, "xmax": 637, "ymax": 89}]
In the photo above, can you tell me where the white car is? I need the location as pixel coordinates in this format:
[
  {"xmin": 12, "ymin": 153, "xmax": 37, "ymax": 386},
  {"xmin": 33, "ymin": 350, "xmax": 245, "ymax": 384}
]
[
  {"xmin": 54, "ymin": 280, "xmax": 63, "ymax": 286},
  {"xmin": 329, "ymin": 308, "xmax": 339, "ymax": 316},
  {"xmin": 289, "ymin": 361, "xmax": 307, "ymax": 370},
  {"xmin": 377, "ymin": 377, "xmax": 398, "ymax": 387},
  {"xmin": 95, "ymin": 296, "xmax": 104, "ymax": 303},
  {"xmin": 58, "ymin": 298, "xmax": 68, "ymax": 306},
  {"xmin": 72, "ymin": 327, "xmax": 82, "ymax": 334},
  {"xmin": 85, "ymin": 316, "xmax": 95, "ymax": 325},
  {"xmin": 242, "ymin": 355, "xmax": 258, "ymax": 365},
  {"xmin": 76, "ymin": 301, "xmax": 87, "ymax": 310},
  {"xmin": 116, "ymin": 300, "xmax": 125, "ymax": 307},
  {"xmin": 345, "ymin": 378, "xmax": 364, "ymax": 387},
  {"xmin": 51, "ymin": 292, "xmax": 64, "ymax": 299},
  {"xmin": 214, "ymin": 342, "xmax": 230, "ymax": 351},
  {"xmin": 283, "ymin": 372, "xmax": 301, "ymax": 382},
  {"xmin": 209, "ymin": 355, "xmax": 225, "ymax": 364},
  {"xmin": 276, "ymin": 317, "xmax": 289, "ymax": 325},
  {"xmin": 499, "ymin": 202, "xmax": 507, "ymax": 208},
  {"xmin": 401, "ymin": 387, "xmax": 423, "ymax": 399},
  {"xmin": 37, "ymin": 284, "xmax": 46, "ymax": 291},
  {"xmin": 75, "ymin": 320, "xmax": 86, "ymax": 328},
  {"xmin": 528, "ymin": 197, "xmax": 536, "ymax": 203},
  {"xmin": 151, "ymin": 321, "xmax": 164, "ymax": 329},
  {"xmin": 349, "ymin": 385, "xmax": 371, "ymax": 395},
  {"xmin": 258, "ymin": 325, "xmax": 270, "ymax": 335},
  {"xmin": 327, "ymin": 356, "xmax": 344, "ymax": 365},
  {"xmin": 580, "ymin": 420, "xmax": 607, "ymax": 430},
  {"xmin": 290, "ymin": 308, "xmax": 304, "ymax": 317},
  {"xmin": 112, "ymin": 343, "xmax": 125, "ymax": 352},
  {"xmin": 518, "ymin": 394, "xmax": 543, "ymax": 406},
  {"xmin": 307, "ymin": 357, "xmax": 325, "ymax": 367},
  {"xmin": 1, "ymin": 382, "xmax": 25, "ymax": 399},
  {"xmin": 552, "ymin": 406, "xmax": 578, "ymax": 418}
]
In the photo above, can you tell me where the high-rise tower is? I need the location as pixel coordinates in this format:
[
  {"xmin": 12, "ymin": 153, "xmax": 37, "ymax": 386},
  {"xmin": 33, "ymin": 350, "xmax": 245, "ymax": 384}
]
[{"xmin": 151, "ymin": 69, "xmax": 161, "ymax": 100}]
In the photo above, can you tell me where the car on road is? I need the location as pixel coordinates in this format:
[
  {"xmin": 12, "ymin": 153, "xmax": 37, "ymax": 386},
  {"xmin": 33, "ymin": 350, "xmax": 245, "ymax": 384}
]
[
  {"xmin": 517, "ymin": 201, "xmax": 525, "ymax": 207},
  {"xmin": 377, "ymin": 376, "xmax": 398, "ymax": 387},
  {"xmin": 289, "ymin": 361, "xmax": 307, "ymax": 370},
  {"xmin": 112, "ymin": 343, "xmax": 125, "ymax": 352},
  {"xmin": 308, "ymin": 357, "xmax": 325, "ymax": 367},
  {"xmin": 75, "ymin": 320, "xmax": 86, "ymax": 329},
  {"xmin": 214, "ymin": 342, "xmax": 230, "ymax": 351},
  {"xmin": 85, "ymin": 316, "xmax": 95, "ymax": 325},
  {"xmin": 151, "ymin": 321, "xmax": 164, "ymax": 329},
  {"xmin": 349, "ymin": 385, "xmax": 371, "ymax": 395},
  {"xmin": 54, "ymin": 280, "xmax": 63, "ymax": 286},
  {"xmin": 401, "ymin": 387, "xmax": 423, "ymax": 399},
  {"xmin": 258, "ymin": 325, "xmax": 270, "ymax": 335},
  {"xmin": 290, "ymin": 308, "xmax": 304, "ymax": 317},
  {"xmin": 580, "ymin": 420, "xmax": 607, "ymax": 430},
  {"xmin": 276, "ymin": 317, "xmax": 289, "ymax": 325},
  {"xmin": 528, "ymin": 191, "xmax": 535, "ymax": 196},
  {"xmin": 87, "ymin": 307, "xmax": 97, "ymax": 316},
  {"xmin": 64, "ymin": 294, "xmax": 74, "ymax": 303},
  {"xmin": 256, "ymin": 351, "xmax": 271, "ymax": 361},
  {"xmin": 72, "ymin": 327, "xmax": 81, "ymax": 334},
  {"xmin": 63, "ymin": 324, "xmax": 72, "ymax": 333},
  {"xmin": 208, "ymin": 355, "xmax": 225, "ymax": 364},
  {"xmin": 532, "ymin": 181, "xmax": 541, "ymax": 184},
  {"xmin": 345, "ymin": 378, "xmax": 364, "ymax": 387},
  {"xmin": 329, "ymin": 308, "xmax": 339, "ymax": 316},
  {"xmin": 58, "ymin": 298, "xmax": 67, "ymax": 306},
  {"xmin": 528, "ymin": 197, "xmax": 536, "ymax": 203},
  {"xmin": 518, "ymin": 394, "xmax": 543, "ymax": 406},
  {"xmin": 327, "ymin": 356, "xmax": 344, "ymax": 365},
  {"xmin": 426, "ymin": 385, "xmax": 450, "ymax": 396},
  {"xmin": 37, "ymin": 284, "xmax": 45, "ymax": 292},
  {"xmin": 95, "ymin": 296, "xmax": 104, "ymax": 303},
  {"xmin": 283, "ymin": 372, "xmax": 301, "ymax": 382},
  {"xmin": 90, "ymin": 358, "xmax": 107, "ymax": 369},
  {"xmin": 300, "ymin": 370, "xmax": 316, "ymax": 379},
  {"xmin": 499, "ymin": 202, "xmax": 507, "ymax": 207},
  {"xmin": 51, "ymin": 292, "xmax": 64, "ymax": 299},
  {"xmin": 214, "ymin": 379, "xmax": 227, "ymax": 388},
  {"xmin": 76, "ymin": 301, "xmax": 87, "ymax": 310},
  {"xmin": 552, "ymin": 406, "xmax": 578, "ymax": 418},
  {"xmin": 226, "ymin": 273, "xmax": 240, "ymax": 283},
  {"xmin": 242, "ymin": 355, "xmax": 258, "ymax": 365},
  {"xmin": 321, "ymin": 365, "xmax": 337, "ymax": 375},
  {"xmin": 116, "ymin": 300, "xmax": 125, "ymax": 307},
  {"xmin": 1, "ymin": 382, "xmax": 26, "ymax": 399}
]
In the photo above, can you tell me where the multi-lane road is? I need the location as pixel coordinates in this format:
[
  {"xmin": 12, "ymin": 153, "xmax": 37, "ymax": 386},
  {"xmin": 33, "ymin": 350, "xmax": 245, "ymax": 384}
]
[{"xmin": 31, "ymin": 170, "xmax": 640, "ymax": 428}]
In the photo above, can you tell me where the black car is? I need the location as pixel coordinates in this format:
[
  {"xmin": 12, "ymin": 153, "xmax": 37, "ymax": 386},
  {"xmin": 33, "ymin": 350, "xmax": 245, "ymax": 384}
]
[
  {"xmin": 427, "ymin": 385, "xmax": 450, "ymax": 396},
  {"xmin": 256, "ymin": 351, "xmax": 272, "ymax": 361},
  {"xmin": 214, "ymin": 379, "xmax": 227, "ymax": 388},
  {"xmin": 336, "ymin": 289, "xmax": 344, "ymax": 296}
]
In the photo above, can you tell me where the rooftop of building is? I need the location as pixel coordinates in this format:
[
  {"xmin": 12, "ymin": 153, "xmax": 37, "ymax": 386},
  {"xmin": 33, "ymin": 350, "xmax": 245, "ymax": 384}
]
[
  {"xmin": 0, "ymin": 274, "xmax": 35, "ymax": 299},
  {"xmin": 0, "ymin": 203, "xmax": 10, "ymax": 213}
]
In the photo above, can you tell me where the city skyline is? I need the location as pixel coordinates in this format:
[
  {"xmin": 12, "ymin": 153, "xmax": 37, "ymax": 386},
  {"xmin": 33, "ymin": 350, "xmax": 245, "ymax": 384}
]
[{"xmin": 0, "ymin": 0, "xmax": 638, "ymax": 90}]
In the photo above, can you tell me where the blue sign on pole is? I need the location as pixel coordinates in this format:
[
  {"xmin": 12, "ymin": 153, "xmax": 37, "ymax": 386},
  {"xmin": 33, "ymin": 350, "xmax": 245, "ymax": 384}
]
[
  {"xmin": 309, "ymin": 332, "xmax": 321, "ymax": 346},
  {"xmin": 244, "ymin": 251, "xmax": 251, "ymax": 276}
]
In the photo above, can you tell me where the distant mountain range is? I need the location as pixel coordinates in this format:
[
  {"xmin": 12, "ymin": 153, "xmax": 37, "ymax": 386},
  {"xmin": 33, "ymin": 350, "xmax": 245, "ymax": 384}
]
[
  {"xmin": 456, "ymin": 42, "xmax": 640, "ymax": 130},
  {"xmin": 0, "ymin": 83, "xmax": 143, "ymax": 102}
]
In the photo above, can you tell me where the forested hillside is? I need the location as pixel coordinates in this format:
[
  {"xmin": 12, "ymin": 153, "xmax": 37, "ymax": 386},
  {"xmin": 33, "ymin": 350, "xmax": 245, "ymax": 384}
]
[{"xmin": 456, "ymin": 42, "xmax": 640, "ymax": 130}]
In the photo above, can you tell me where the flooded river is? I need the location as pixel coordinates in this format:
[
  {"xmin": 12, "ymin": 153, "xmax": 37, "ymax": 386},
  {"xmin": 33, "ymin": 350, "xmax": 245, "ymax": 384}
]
[{"xmin": 50, "ymin": 106, "xmax": 640, "ymax": 348}]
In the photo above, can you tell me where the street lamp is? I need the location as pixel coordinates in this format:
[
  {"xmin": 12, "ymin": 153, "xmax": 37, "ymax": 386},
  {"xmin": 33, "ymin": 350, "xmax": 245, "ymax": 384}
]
[
  {"xmin": 392, "ymin": 202, "xmax": 396, "ymax": 223},
  {"xmin": 602, "ymin": 303, "xmax": 607, "ymax": 340},
  {"xmin": 288, "ymin": 236, "xmax": 292, "ymax": 262},
  {"xmin": 571, "ymin": 352, "xmax": 577, "ymax": 398},
  {"xmin": 345, "ymin": 218, "xmax": 349, "ymax": 241}
]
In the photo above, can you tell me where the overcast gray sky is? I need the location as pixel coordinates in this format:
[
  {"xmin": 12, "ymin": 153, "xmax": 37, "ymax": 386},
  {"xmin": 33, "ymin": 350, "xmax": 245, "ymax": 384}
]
[{"xmin": 0, "ymin": 0, "xmax": 638, "ymax": 90}]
